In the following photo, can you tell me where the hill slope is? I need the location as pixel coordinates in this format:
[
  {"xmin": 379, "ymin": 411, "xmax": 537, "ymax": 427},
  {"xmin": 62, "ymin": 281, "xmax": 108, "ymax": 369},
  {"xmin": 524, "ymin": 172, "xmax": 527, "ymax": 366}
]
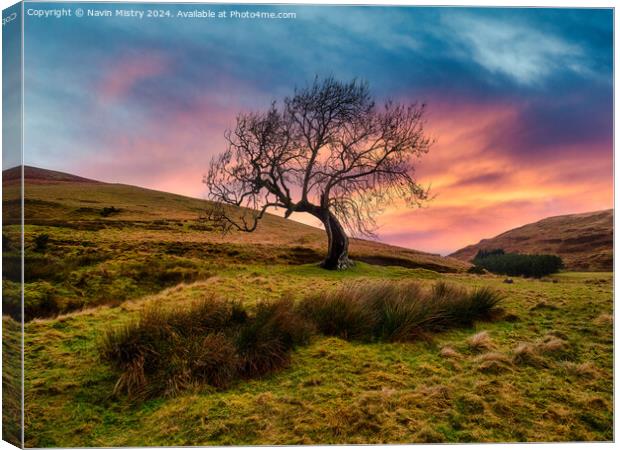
[
  {"xmin": 4, "ymin": 166, "xmax": 468, "ymax": 274},
  {"xmin": 3, "ymin": 165, "xmax": 102, "ymax": 184},
  {"xmin": 450, "ymin": 210, "xmax": 613, "ymax": 271}
]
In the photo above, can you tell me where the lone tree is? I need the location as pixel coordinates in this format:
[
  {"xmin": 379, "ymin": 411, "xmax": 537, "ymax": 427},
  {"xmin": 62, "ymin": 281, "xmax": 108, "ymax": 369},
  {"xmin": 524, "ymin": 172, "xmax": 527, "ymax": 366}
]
[{"xmin": 204, "ymin": 77, "xmax": 433, "ymax": 270}]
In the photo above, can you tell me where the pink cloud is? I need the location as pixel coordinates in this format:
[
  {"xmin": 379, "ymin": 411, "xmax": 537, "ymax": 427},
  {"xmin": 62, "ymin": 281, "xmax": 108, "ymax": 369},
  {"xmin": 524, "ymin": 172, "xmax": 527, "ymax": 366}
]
[
  {"xmin": 98, "ymin": 53, "xmax": 170, "ymax": 103},
  {"xmin": 76, "ymin": 93, "xmax": 241, "ymax": 197}
]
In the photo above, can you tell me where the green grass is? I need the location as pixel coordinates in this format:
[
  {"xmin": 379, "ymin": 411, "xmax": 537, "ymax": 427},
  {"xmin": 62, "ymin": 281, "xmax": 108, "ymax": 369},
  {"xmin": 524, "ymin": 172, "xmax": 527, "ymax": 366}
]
[
  {"xmin": 3, "ymin": 316, "xmax": 22, "ymax": 447},
  {"xmin": 22, "ymin": 269, "xmax": 613, "ymax": 445},
  {"xmin": 10, "ymin": 178, "xmax": 613, "ymax": 445}
]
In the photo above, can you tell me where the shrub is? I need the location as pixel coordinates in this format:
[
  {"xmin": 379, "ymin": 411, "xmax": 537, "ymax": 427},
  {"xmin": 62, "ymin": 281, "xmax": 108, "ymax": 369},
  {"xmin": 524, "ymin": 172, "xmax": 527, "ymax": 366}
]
[
  {"xmin": 467, "ymin": 265, "xmax": 486, "ymax": 275},
  {"xmin": 298, "ymin": 280, "xmax": 503, "ymax": 343},
  {"xmin": 473, "ymin": 250, "xmax": 563, "ymax": 278}
]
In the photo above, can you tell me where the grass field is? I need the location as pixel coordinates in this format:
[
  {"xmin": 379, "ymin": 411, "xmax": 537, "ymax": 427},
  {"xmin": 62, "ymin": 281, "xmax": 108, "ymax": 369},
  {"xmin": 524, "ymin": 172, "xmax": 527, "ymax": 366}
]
[
  {"xmin": 3, "ymin": 171, "xmax": 614, "ymax": 445},
  {"xmin": 21, "ymin": 268, "xmax": 613, "ymax": 445}
]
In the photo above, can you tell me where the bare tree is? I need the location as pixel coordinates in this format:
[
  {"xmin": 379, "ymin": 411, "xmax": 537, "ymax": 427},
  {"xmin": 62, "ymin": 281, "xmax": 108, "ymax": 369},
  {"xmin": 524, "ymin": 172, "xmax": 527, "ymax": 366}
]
[{"xmin": 204, "ymin": 77, "xmax": 432, "ymax": 270}]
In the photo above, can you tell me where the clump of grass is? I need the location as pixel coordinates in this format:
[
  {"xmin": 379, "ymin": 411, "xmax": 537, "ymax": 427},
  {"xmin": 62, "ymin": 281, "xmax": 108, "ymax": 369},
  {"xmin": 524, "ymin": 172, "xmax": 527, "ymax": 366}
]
[
  {"xmin": 594, "ymin": 313, "xmax": 613, "ymax": 326},
  {"xmin": 439, "ymin": 346, "xmax": 461, "ymax": 359},
  {"xmin": 296, "ymin": 286, "xmax": 375, "ymax": 340},
  {"xmin": 511, "ymin": 334, "xmax": 577, "ymax": 369},
  {"xmin": 512, "ymin": 342, "xmax": 548, "ymax": 368},
  {"xmin": 100, "ymin": 295, "xmax": 310, "ymax": 399},
  {"xmin": 539, "ymin": 338, "xmax": 566, "ymax": 353},
  {"xmin": 467, "ymin": 331, "xmax": 495, "ymax": 353},
  {"xmin": 475, "ymin": 352, "xmax": 513, "ymax": 373},
  {"xmin": 538, "ymin": 336, "xmax": 573, "ymax": 361},
  {"xmin": 101, "ymin": 280, "xmax": 503, "ymax": 400},
  {"xmin": 560, "ymin": 362, "xmax": 601, "ymax": 380},
  {"xmin": 100, "ymin": 296, "xmax": 238, "ymax": 398},
  {"xmin": 236, "ymin": 298, "xmax": 312, "ymax": 377},
  {"xmin": 298, "ymin": 280, "xmax": 503, "ymax": 343},
  {"xmin": 33, "ymin": 233, "xmax": 50, "ymax": 252},
  {"xmin": 456, "ymin": 392, "xmax": 487, "ymax": 414}
]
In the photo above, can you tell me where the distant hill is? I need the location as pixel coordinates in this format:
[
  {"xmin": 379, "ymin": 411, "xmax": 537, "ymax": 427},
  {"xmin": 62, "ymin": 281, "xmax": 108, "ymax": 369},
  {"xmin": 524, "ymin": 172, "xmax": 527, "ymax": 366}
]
[
  {"xmin": 3, "ymin": 165, "xmax": 102, "ymax": 184},
  {"xmin": 3, "ymin": 166, "xmax": 469, "ymax": 273},
  {"xmin": 450, "ymin": 210, "xmax": 613, "ymax": 271}
]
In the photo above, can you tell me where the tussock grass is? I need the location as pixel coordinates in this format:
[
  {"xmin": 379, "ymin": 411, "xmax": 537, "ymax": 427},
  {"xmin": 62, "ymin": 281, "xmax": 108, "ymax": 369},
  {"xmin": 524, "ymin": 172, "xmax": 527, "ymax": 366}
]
[
  {"xmin": 102, "ymin": 280, "xmax": 503, "ymax": 399},
  {"xmin": 299, "ymin": 280, "xmax": 503, "ymax": 343},
  {"xmin": 236, "ymin": 298, "xmax": 312, "ymax": 377},
  {"xmin": 475, "ymin": 352, "xmax": 513, "ymax": 373},
  {"xmin": 100, "ymin": 295, "xmax": 310, "ymax": 399},
  {"xmin": 512, "ymin": 342, "xmax": 548, "ymax": 368},
  {"xmin": 439, "ymin": 346, "xmax": 461, "ymax": 359},
  {"xmin": 539, "ymin": 338, "xmax": 568, "ymax": 354},
  {"xmin": 560, "ymin": 362, "xmax": 601, "ymax": 380},
  {"xmin": 511, "ymin": 335, "xmax": 576, "ymax": 369},
  {"xmin": 467, "ymin": 331, "xmax": 495, "ymax": 353},
  {"xmin": 594, "ymin": 313, "xmax": 613, "ymax": 326}
]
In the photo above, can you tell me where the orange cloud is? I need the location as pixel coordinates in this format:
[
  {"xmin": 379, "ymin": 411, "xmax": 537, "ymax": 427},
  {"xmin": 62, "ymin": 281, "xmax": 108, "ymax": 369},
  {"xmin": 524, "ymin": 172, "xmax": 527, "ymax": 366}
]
[{"xmin": 371, "ymin": 101, "xmax": 613, "ymax": 254}]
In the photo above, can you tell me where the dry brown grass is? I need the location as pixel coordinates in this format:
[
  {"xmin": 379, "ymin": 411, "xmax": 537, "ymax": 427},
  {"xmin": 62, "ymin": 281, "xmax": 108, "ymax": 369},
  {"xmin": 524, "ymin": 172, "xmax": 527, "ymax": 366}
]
[
  {"xmin": 512, "ymin": 342, "xmax": 548, "ymax": 368},
  {"xmin": 560, "ymin": 362, "xmax": 601, "ymax": 380},
  {"xmin": 539, "ymin": 337, "xmax": 568, "ymax": 355},
  {"xmin": 594, "ymin": 313, "xmax": 613, "ymax": 326},
  {"xmin": 415, "ymin": 426, "xmax": 444, "ymax": 443},
  {"xmin": 510, "ymin": 334, "xmax": 580, "ymax": 370},
  {"xmin": 475, "ymin": 352, "xmax": 513, "ymax": 373},
  {"xmin": 467, "ymin": 331, "xmax": 495, "ymax": 353},
  {"xmin": 439, "ymin": 346, "xmax": 461, "ymax": 359}
]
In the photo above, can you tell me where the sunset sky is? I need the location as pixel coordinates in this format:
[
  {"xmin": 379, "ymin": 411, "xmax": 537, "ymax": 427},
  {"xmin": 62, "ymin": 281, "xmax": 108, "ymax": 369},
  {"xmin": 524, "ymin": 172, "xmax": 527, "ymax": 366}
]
[{"xmin": 22, "ymin": 4, "xmax": 613, "ymax": 255}]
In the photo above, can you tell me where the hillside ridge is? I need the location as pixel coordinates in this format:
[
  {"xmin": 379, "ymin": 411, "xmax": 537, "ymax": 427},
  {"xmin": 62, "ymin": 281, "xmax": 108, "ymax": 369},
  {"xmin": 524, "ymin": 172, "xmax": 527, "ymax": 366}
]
[
  {"xmin": 450, "ymin": 209, "xmax": 613, "ymax": 271},
  {"xmin": 5, "ymin": 166, "xmax": 469, "ymax": 273},
  {"xmin": 3, "ymin": 165, "xmax": 103, "ymax": 184}
]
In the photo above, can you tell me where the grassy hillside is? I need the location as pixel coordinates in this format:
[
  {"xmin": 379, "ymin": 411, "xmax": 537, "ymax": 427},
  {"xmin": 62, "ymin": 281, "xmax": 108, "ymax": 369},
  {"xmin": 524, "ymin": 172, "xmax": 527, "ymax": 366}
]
[
  {"xmin": 22, "ymin": 270, "xmax": 613, "ymax": 445},
  {"xmin": 6, "ymin": 166, "xmax": 468, "ymax": 268},
  {"xmin": 2, "ymin": 167, "xmax": 612, "ymax": 445},
  {"xmin": 2, "ymin": 167, "xmax": 467, "ymax": 320},
  {"xmin": 450, "ymin": 210, "xmax": 613, "ymax": 271}
]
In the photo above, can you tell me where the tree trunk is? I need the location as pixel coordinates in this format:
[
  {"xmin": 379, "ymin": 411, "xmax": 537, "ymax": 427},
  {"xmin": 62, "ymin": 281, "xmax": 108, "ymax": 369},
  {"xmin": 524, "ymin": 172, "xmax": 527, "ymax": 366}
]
[{"xmin": 320, "ymin": 212, "xmax": 354, "ymax": 270}]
